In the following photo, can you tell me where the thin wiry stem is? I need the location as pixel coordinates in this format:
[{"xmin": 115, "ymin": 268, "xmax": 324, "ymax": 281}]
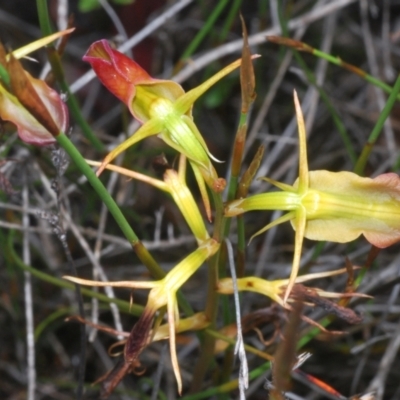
[
  {"xmin": 172, "ymin": 0, "xmax": 358, "ymax": 83},
  {"xmin": 367, "ymin": 307, "xmax": 400, "ymax": 399},
  {"xmin": 64, "ymin": 213, "xmax": 124, "ymax": 341},
  {"xmin": 91, "ymin": 155, "xmax": 125, "ymax": 342},
  {"xmin": 359, "ymin": 0, "xmax": 396, "ymax": 162},
  {"xmin": 226, "ymin": 238, "xmax": 248, "ymax": 400},
  {"xmin": 23, "ymin": 182, "xmax": 36, "ymax": 400}
]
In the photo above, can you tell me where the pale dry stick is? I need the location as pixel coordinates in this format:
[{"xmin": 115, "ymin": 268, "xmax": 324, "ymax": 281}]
[
  {"xmin": 0, "ymin": 202, "xmax": 46, "ymax": 217},
  {"xmin": 32, "ymin": 158, "xmax": 124, "ymax": 339},
  {"xmin": 0, "ymin": 220, "xmax": 53, "ymax": 233},
  {"xmin": 172, "ymin": 0, "xmax": 358, "ymax": 84},
  {"xmin": 70, "ymin": 0, "xmax": 194, "ymax": 94},
  {"xmin": 226, "ymin": 238, "xmax": 248, "ymax": 400},
  {"xmin": 70, "ymin": 0, "xmax": 356, "ymax": 94},
  {"xmin": 34, "ymin": 169, "xmax": 86, "ymax": 211},
  {"xmin": 81, "ymin": 227, "xmax": 196, "ymax": 251},
  {"xmin": 30, "ymin": 161, "xmax": 73, "ymax": 269},
  {"xmin": 381, "ymin": 0, "xmax": 395, "ymax": 81},
  {"xmin": 154, "ymin": 207, "xmax": 165, "ymax": 244},
  {"xmin": 359, "ymin": 0, "xmax": 396, "ymax": 162},
  {"xmin": 0, "ymin": 208, "xmax": 195, "ymax": 250},
  {"xmin": 351, "ymin": 283, "xmax": 400, "ymax": 394},
  {"xmin": 56, "ymin": 0, "xmax": 68, "ymax": 32},
  {"xmin": 255, "ymin": 90, "xmax": 314, "ymax": 185},
  {"xmin": 151, "ymin": 343, "xmax": 168, "ymax": 400},
  {"xmin": 90, "ymin": 155, "xmax": 126, "ymax": 342},
  {"xmin": 62, "ymin": 211, "xmax": 125, "ymax": 340},
  {"xmin": 367, "ymin": 314, "xmax": 400, "ymax": 399},
  {"xmin": 98, "ymin": 0, "xmax": 131, "ymax": 57},
  {"xmin": 22, "ymin": 183, "xmax": 36, "ymax": 400},
  {"xmin": 269, "ymin": 0, "xmax": 280, "ymax": 28},
  {"xmin": 351, "ymin": 333, "xmax": 392, "ymax": 355},
  {"xmin": 360, "ymin": 252, "xmax": 400, "ymax": 295},
  {"xmin": 244, "ymin": 0, "xmax": 312, "ymax": 157},
  {"xmin": 303, "ymin": 12, "xmax": 337, "ymax": 134},
  {"xmin": 243, "ymin": 48, "xmax": 293, "ymax": 156}
]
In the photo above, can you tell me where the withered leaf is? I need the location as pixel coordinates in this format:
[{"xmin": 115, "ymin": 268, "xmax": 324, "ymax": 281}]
[{"xmin": 291, "ymin": 284, "xmax": 363, "ymax": 325}]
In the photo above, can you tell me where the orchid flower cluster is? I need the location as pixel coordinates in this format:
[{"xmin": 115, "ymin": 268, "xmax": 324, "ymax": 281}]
[{"xmin": 5, "ymin": 33, "xmax": 400, "ymax": 398}]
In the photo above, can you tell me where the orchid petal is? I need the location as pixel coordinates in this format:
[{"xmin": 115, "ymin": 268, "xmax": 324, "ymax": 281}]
[
  {"xmin": 260, "ymin": 177, "xmax": 297, "ymax": 192},
  {"xmin": 174, "ymin": 56, "xmax": 260, "ymax": 115},
  {"xmin": 11, "ymin": 28, "xmax": 75, "ymax": 60},
  {"xmin": 284, "ymin": 206, "xmax": 306, "ymax": 304},
  {"xmin": 249, "ymin": 211, "xmax": 295, "ymax": 242},
  {"xmin": 167, "ymin": 291, "xmax": 182, "ymax": 394},
  {"xmin": 164, "ymin": 169, "xmax": 210, "ymax": 242},
  {"xmin": 97, "ymin": 118, "xmax": 163, "ymax": 175},
  {"xmin": 83, "ymin": 40, "xmax": 185, "ymax": 122},
  {"xmin": 294, "ymin": 90, "xmax": 309, "ymax": 194},
  {"xmin": 189, "ymin": 161, "xmax": 212, "ymax": 222}
]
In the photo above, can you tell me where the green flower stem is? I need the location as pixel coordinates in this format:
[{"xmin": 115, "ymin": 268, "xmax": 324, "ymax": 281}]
[
  {"xmin": 56, "ymin": 133, "xmax": 194, "ymax": 315},
  {"xmin": 34, "ymin": 307, "xmax": 73, "ymax": 340},
  {"xmin": 219, "ymin": 0, "xmax": 242, "ymax": 42},
  {"xmin": 355, "ymin": 73, "xmax": 400, "ymax": 174},
  {"xmin": 36, "ymin": 0, "xmax": 104, "ymax": 151},
  {"xmin": 8, "ymin": 231, "xmax": 141, "ymax": 315},
  {"xmin": 190, "ymin": 191, "xmax": 225, "ymax": 392},
  {"xmin": 311, "ymin": 48, "xmax": 400, "ymax": 102},
  {"xmin": 270, "ymin": 35, "xmax": 400, "ymax": 109},
  {"xmin": 56, "ymin": 133, "xmax": 151, "ymax": 266}
]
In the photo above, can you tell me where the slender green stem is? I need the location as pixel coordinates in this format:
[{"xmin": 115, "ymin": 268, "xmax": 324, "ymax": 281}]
[
  {"xmin": 36, "ymin": 0, "xmax": 53, "ymax": 37},
  {"xmin": 190, "ymin": 191, "xmax": 225, "ymax": 392},
  {"xmin": 35, "ymin": 308, "xmax": 74, "ymax": 341},
  {"xmin": 311, "ymin": 48, "xmax": 400, "ymax": 102},
  {"xmin": 219, "ymin": 0, "xmax": 242, "ymax": 42},
  {"xmin": 36, "ymin": 0, "xmax": 104, "ymax": 151},
  {"xmin": 56, "ymin": 134, "xmax": 142, "ymax": 261},
  {"xmin": 56, "ymin": 133, "xmax": 194, "ymax": 315},
  {"xmin": 354, "ymin": 73, "xmax": 400, "ymax": 174}
]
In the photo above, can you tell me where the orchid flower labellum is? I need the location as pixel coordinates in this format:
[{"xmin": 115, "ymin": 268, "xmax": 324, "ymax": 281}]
[
  {"xmin": 225, "ymin": 90, "xmax": 400, "ymax": 303},
  {"xmin": 84, "ymin": 40, "xmax": 258, "ymax": 218}
]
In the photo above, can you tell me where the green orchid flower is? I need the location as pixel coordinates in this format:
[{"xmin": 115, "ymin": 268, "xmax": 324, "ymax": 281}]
[
  {"xmin": 86, "ymin": 155, "xmax": 209, "ymax": 244},
  {"xmin": 64, "ymin": 238, "xmax": 220, "ymax": 394},
  {"xmin": 84, "ymin": 39, "xmax": 258, "ymax": 219},
  {"xmin": 225, "ymin": 91, "xmax": 400, "ymax": 303}
]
